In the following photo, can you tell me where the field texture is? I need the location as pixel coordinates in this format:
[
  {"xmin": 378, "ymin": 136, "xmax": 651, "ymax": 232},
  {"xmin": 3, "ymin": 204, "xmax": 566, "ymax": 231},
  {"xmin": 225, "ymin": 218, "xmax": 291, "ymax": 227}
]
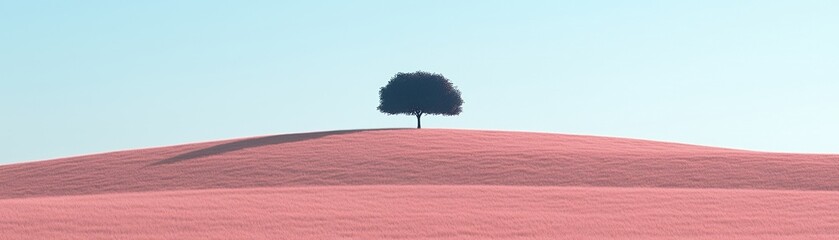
[{"xmin": 1, "ymin": 129, "xmax": 838, "ymax": 239}]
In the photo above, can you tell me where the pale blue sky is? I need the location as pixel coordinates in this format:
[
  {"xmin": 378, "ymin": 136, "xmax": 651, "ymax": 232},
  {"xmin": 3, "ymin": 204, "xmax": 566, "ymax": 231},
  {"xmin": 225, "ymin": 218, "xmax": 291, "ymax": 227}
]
[{"xmin": 2, "ymin": 1, "xmax": 838, "ymax": 163}]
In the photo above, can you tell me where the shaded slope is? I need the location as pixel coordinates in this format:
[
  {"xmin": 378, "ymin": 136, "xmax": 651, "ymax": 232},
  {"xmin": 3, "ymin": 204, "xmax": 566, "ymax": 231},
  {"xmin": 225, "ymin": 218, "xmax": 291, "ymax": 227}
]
[
  {"xmin": 1, "ymin": 129, "xmax": 838, "ymax": 199},
  {"xmin": 2, "ymin": 186, "xmax": 838, "ymax": 239}
]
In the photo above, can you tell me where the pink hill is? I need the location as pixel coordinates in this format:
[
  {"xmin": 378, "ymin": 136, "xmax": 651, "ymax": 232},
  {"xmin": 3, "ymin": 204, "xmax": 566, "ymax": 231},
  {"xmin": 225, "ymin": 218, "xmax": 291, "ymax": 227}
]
[{"xmin": 2, "ymin": 129, "xmax": 838, "ymax": 239}]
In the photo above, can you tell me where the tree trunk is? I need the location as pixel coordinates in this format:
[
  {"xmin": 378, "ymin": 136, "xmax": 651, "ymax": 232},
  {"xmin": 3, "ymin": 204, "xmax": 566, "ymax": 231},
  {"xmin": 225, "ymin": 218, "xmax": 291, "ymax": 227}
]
[{"xmin": 416, "ymin": 114, "xmax": 421, "ymax": 129}]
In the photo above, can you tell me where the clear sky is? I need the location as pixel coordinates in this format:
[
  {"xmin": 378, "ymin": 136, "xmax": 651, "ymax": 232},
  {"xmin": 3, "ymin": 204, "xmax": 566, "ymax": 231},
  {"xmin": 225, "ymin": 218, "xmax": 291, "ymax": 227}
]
[{"xmin": 2, "ymin": 1, "xmax": 838, "ymax": 163}]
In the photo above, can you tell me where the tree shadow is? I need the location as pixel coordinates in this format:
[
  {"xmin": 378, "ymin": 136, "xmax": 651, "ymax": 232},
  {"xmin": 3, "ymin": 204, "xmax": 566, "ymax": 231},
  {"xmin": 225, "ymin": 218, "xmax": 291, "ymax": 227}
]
[{"xmin": 149, "ymin": 129, "xmax": 400, "ymax": 166}]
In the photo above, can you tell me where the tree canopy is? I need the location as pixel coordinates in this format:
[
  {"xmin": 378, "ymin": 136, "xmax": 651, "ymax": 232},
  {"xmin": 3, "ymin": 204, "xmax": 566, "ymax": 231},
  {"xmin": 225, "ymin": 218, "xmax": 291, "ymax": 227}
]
[{"xmin": 378, "ymin": 71, "xmax": 463, "ymax": 128}]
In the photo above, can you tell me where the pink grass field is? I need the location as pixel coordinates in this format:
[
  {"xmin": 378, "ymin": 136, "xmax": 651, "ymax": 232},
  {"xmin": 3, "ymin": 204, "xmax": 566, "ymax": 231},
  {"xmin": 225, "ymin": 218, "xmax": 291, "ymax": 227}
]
[{"xmin": 1, "ymin": 129, "xmax": 838, "ymax": 239}]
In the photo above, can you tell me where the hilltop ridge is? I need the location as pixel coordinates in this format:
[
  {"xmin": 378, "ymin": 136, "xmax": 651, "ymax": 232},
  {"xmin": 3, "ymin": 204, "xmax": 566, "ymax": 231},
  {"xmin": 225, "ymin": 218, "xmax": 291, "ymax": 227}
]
[{"xmin": 2, "ymin": 129, "xmax": 837, "ymax": 199}]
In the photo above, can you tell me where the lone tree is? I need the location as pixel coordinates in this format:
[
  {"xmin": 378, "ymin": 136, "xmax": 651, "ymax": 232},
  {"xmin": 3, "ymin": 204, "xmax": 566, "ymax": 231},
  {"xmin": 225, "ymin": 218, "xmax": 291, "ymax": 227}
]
[{"xmin": 378, "ymin": 71, "xmax": 463, "ymax": 129}]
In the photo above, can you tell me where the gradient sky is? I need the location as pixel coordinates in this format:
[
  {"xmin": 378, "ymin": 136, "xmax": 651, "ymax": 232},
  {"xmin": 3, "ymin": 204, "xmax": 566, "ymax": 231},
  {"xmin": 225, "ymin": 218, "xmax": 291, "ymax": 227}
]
[{"xmin": 2, "ymin": 1, "xmax": 838, "ymax": 163}]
